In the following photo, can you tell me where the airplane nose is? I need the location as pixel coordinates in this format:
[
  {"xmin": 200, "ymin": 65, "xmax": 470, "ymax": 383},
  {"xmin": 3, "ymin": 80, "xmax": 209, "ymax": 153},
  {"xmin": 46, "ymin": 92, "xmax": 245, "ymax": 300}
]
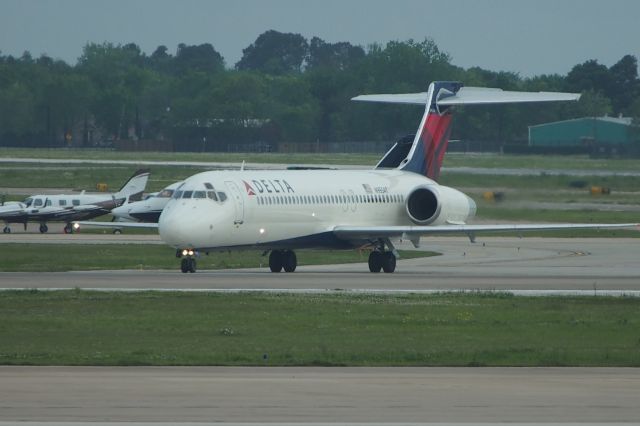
[{"xmin": 159, "ymin": 203, "xmax": 195, "ymax": 247}]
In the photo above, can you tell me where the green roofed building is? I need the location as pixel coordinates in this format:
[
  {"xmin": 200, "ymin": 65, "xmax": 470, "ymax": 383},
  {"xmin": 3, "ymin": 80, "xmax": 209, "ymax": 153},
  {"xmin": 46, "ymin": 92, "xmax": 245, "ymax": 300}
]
[{"xmin": 528, "ymin": 116, "xmax": 637, "ymax": 153}]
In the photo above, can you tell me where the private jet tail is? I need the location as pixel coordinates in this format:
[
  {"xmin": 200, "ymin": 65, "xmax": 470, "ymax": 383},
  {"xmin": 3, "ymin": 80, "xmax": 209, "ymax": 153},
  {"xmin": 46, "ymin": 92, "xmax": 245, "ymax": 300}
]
[
  {"xmin": 352, "ymin": 81, "xmax": 581, "ymax": 181},
  {"xmin": 115, "ymin": 169, "xmax": 151, "ymax": 203}
]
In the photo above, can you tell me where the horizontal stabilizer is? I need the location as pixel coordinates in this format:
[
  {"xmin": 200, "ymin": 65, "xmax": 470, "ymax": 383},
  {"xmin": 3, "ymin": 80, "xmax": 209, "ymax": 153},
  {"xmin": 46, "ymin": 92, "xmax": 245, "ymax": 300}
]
[
  {"xmin": 352, "ymin": 93, "xmax": 429, "ymax": 105},
  {"xmin": 438, "ymin": 87, "xmax": 581, "ymax": 105},
  {"xmin": 352, "ymin": 87, "xmax": 580, "ymax": 106}
]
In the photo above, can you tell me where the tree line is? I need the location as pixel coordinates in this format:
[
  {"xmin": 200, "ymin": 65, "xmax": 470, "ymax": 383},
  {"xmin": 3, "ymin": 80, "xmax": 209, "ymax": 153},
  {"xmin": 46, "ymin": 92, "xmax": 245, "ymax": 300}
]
[{"xmin": 1, "ymin": 30, "xmax": 639, "ymax": 150}]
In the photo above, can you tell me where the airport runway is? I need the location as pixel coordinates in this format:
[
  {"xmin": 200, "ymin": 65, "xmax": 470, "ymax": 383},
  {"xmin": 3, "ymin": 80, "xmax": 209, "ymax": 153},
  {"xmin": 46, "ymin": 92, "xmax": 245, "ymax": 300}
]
[
  {"xmin": 2, "ymin": 237, "xmax": 640, "ymax": 424},
  {"xmin": 0, "ymin": 366, "xmax": 638, "ymax": 423},
  {"xmin": 1, "ymin": 236, "xmax": 638, "ymax": 291}
]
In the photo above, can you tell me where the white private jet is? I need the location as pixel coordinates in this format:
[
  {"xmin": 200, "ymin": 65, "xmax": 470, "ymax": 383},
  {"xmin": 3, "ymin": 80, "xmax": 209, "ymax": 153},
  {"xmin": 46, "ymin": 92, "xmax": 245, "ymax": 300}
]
[
  {"xmin": 1, "ymin": 169, "xmax": 150, "ymax": 233},
  {"xmin": 76, "ymin": 81, "xmax": 638, "ymax": 273},
  {"xmin": 110, "ymin": 181, "xmax": 184, "ymax": 223}
]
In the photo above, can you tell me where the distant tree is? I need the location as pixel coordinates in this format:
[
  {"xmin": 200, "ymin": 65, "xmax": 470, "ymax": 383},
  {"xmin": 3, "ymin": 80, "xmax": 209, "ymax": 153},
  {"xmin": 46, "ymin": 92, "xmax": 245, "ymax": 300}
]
[
  {"xmin": 174, "ymin": 43, "xmax": 225, "ymax": 74},
  {"xmin": 607, "ymin": 54, "xmax": 640, "ymax": 114},
  {"xmin": 236, "ymin": 30, "xmax": 308, "ymax": 74},
  {"xmin": 565, "ymin": 59, "xmax": 611, "ymax": 95},
  {"xmin": 307, "ymin": 37, "xmax": 365, "ymax": 71}
]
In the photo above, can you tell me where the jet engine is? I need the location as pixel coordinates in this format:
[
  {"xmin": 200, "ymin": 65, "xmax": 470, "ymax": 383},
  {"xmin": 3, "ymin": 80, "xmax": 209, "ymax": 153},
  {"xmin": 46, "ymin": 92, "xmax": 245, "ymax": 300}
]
[{"xmin": 405, "ymin": 185, "xmax": 476, "ymax": 225}]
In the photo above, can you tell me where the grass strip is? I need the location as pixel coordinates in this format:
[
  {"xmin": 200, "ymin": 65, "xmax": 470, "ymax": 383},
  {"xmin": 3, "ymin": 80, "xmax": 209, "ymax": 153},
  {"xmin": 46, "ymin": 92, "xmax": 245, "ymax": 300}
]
[
  {"xmin": 0, "ymin": 244, "xmax": 435, "ymax": 272},
  {"xmin": 0, "ymin": 291, "xmax": 638, "ymax": 366}
]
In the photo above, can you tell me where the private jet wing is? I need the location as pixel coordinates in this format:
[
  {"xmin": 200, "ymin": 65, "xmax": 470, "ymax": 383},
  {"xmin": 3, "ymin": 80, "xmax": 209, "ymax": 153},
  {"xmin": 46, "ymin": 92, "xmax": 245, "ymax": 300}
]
[
  {"xmin": 334, "ymin": 222, "xmax": 639, "ymax": 245},
  {"xmin": 73, "ymin": 220, "xmax": 159, "ymax": 229}
]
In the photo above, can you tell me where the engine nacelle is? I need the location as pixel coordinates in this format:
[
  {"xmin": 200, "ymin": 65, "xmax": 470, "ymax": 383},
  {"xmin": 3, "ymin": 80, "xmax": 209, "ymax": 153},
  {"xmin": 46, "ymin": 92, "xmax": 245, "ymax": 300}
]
[{"xmin": 405, "ymin": 185, "xmax": 476, "ymax": 225}]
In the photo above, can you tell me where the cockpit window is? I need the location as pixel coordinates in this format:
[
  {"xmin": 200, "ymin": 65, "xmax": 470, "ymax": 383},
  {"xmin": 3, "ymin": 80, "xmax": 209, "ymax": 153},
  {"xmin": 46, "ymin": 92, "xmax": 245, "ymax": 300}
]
[
  {"xmin": 158, "ymin": 189, "xmax": 174, "ymax": 198},
  {"xmin": 182, "ymin": 190, "xmax": 193, "ymax": 199},
  {"xmin": 217, "ymin": 192, "xmax": 227, "ymax": 202},
  {"xmin": 45, "ymin": 199, "xmax": 52, "ymax": 207},
  {"xmin": 193, "ymin": 191, "xmax": 206, "ymax": 199},
  {"xmin": 204, "ymin": 182, "xmax": 214, "ymax": 190},
  {"xmin": 33, "ymin": 199, "xmax": 43, "ymax": 207},
  {"xmin": 24, "ymin": 197, "xmax": 33, "ymax": 207},
  {"xmin": 173, "ymin": 190, "xmax": 183, "ymax": 199},
  {"xmin": 207, "ymin": 191, "xmax": 218, "ymax": 201}
]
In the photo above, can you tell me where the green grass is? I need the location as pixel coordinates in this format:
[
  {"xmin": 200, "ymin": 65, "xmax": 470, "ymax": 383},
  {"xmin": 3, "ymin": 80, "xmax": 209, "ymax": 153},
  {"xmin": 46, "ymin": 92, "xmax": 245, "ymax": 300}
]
[
  {"xmin": 0, "ymin": 291, "xmax": 638, "ymax": 366},
  {"xmin": 0, "ymin": 244, "xmax": 435, "ymax": 272},
  {"xmin": 0, "ymin": 147, "xmax": 380, "ymax": 166},
  {"xmin": 442, "ymin": 152, "xmax": 640, "ymax": 172},
  {"xmin": 3, "ymin": 148, "xmax": 640, "ymax": 171}
]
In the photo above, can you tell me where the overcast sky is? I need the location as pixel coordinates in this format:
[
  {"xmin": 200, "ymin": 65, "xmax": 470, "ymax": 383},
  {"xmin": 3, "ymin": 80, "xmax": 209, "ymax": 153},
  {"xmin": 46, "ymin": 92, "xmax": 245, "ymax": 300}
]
[{"xmin": 1, "ymin": 0, "xmax": 639, "ymax": 77}]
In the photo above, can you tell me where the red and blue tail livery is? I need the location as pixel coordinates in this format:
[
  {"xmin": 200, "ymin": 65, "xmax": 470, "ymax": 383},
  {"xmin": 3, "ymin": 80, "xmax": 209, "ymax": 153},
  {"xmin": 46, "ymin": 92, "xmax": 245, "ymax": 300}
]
[{"xmin": 353, "ymin": 81, "xmax": 581, "ymax": 181}]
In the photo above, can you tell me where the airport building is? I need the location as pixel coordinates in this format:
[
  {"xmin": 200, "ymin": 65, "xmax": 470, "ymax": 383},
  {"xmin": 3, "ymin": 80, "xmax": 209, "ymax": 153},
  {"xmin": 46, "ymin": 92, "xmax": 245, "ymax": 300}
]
[{"xmin": 528, "ymin": 116, "xmax": 639, "ymax": 155}]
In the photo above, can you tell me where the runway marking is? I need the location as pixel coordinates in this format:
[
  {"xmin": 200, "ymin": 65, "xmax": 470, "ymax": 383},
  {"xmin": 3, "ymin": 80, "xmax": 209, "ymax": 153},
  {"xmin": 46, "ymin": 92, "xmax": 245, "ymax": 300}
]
[{"xmin": 1, "ymin": 288, "xmax": 639, "ymax": 297}]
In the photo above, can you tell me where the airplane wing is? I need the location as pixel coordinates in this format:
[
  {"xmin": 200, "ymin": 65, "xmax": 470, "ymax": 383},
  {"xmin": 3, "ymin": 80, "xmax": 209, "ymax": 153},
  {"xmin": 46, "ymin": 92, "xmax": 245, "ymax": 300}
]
[
  {"xmin": 333, "ymin": 222, "xmax": 638, "ymax": 244},
  {"xmin": 73, "ymin": 220, "xmax": 159, "ymax": 229}
]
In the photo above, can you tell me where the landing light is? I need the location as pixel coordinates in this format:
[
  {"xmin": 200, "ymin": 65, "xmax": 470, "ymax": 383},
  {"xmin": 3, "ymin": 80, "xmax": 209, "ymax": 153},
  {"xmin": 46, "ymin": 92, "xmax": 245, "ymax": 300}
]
[
  {"xmin": 259, "ymin": 228, "xmax": 265, "ymax": 234},
  {"xmin": 73, "ymin": 223, "xmax": 80, "ymax": 230}
]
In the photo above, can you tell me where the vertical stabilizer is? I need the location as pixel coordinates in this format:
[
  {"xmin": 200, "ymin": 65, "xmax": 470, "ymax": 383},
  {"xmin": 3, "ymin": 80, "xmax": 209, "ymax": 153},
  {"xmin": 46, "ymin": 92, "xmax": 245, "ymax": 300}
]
[
  {"xmin": 352, "ymin": 82, "xmax": 580, "ymax": 181},
  {"xmin": 399, "ymin": 81, "xmax": 462, "ymax": 180}
]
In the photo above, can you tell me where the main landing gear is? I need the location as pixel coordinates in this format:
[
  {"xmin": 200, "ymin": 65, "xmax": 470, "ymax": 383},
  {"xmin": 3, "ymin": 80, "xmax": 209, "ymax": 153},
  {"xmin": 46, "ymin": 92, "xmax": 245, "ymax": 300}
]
[
  {"xmin": 2, "ymin": 226, "xmax": 10, "ymax": 234},
  {"xmin": 39, "ymin": 223, "xmax": 49, "ymax": 233},
  {"xmin": 268, "ymin": 249, "xmax": 297, "ymax": 273},
  {"xmin": 368, "ymin": 239, "xmax": 397, "ymax": 273}
]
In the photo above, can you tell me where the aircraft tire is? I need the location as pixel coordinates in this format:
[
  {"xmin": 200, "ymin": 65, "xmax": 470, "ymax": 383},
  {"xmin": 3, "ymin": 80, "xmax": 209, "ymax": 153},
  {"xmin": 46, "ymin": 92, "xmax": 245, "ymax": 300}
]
[
  {"xmin": 189, "ymin": 258, "xmax": 196, "ymax": 273},
  {"xmin": 368, "ymin": 251, "xmax": 382, "ymax": 273},
  {"xmin": 39, "ymin": 224, "xmax": 48, "ymax": 233},
  {"xmin": 382, "ymin": 252, "xmax": 396, "ymax": 273},
  {"xmin": 63, "ymin": 224, "xmax": 72, "ymax": 234},
  {"xmin": 282, "ymin": 250, "xmax": 297, "ymax": 272},
  {"xmin": 2, "ymin": 226, "xmax": 9, "ymax": 234},
  {"xmin": 180, "ymin": 258, "xmax": 190, "ymax": 273},
  {"xmin": 269, "ymin": 250, "xmax": 283, "ymax": 272}
]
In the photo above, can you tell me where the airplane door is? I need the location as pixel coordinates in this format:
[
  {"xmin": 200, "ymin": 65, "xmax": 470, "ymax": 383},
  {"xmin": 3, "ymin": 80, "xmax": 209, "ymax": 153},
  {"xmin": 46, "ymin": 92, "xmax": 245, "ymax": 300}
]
[{"xmin": 224, "ymin": 181, "xmax": 244, "ymax": 225}]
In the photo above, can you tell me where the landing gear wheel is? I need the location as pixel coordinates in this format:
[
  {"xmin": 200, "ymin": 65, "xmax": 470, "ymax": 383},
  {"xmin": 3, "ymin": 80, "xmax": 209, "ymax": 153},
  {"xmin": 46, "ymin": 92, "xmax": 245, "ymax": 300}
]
[
  {"xmin": 39, "ymin": 224, "xmax": 48, "ymax": 233},
  {"xmin": 381, "ymin": 252, "xmax": 396, "ymax": 273},
  {"xmin": 269, "ymin": 250, "xmax": 283, "ymax": 272},
  {"xmin": 2, "ymin": 226, "xmax": 10, "ymax": 234},
  {"xmin": 368, "ymin": 251, "xmax": 382, "ymax": 273},
  {"xmin": 180, "ymin": 257, "xmax": 196, "ymax": 273},
  {"xmin": 282, "ymin": 250, "xmax": 297, "ymax": 272},
  {"xmin": 113, "ymin": 229, "xmax": 122, "ymax": 235},
  {"xmin": 63, "ymin": 224, "xmax": 73, "ymax": 234}
]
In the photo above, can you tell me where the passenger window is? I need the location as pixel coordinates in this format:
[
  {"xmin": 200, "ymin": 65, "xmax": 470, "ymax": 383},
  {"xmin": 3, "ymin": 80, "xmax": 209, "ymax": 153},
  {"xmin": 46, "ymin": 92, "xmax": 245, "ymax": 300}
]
[
  {"xmin": 59, "ymin": 200, "xmax": 67, "ymax": 206},
  {"xmin": 45, "ymin": 199, "xmax": 52, "ymax": 207},
  {"xmin": 207, "ymin": 191, "xmax": 218, "ymax": 201},
  {"xmin": 193, "ymin": 191, "xmax": 206, "ymax": 199},
  {"xmin": 72, "ymin": 200, "xmax": 80, "ymax": 206},
  {"xmin": 34, "ymin": 199, "xmax": 43, "ymax": 207}
]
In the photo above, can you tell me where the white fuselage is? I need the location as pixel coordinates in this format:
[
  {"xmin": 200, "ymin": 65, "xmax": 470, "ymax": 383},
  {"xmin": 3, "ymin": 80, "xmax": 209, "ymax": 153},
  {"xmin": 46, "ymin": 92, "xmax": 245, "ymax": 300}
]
[{"xmin": 158, "ymin": 169, "xmax": 476, "ymax": 251}]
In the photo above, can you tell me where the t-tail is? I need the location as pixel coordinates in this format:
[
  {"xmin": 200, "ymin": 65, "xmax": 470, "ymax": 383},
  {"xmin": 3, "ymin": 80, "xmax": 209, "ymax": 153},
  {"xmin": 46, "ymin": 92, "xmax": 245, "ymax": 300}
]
[
  {"xmin": 115, "ymin": 169, "xmax": 151, "ymax": 203},
  {"xmin": 352, "ymin": 81, "xmax": 581, "ymax": 181}
]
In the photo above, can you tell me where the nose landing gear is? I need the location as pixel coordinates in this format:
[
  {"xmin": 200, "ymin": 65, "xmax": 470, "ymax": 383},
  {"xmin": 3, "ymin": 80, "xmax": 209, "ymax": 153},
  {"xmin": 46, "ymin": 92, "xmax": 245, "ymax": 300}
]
[{"xmin": 177, "ymin": 249, "xmax": 197, "ymax": 273}]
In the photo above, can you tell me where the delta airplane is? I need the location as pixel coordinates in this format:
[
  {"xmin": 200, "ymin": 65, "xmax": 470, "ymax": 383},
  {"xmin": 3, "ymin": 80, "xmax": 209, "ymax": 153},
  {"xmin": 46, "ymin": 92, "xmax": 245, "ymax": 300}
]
[
  {"xmin": 77, "ymin": 81, "xmax": 638, "ymax": 273},
  {"xmin": 1, "ymin": 169, "xmax": 149, "ymax": 233}
]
